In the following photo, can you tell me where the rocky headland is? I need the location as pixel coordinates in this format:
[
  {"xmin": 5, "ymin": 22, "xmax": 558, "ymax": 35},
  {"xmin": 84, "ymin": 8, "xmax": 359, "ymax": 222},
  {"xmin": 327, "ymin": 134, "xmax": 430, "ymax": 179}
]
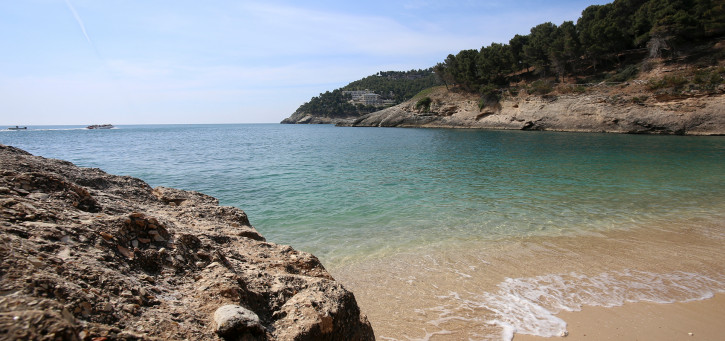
[
  {"xmin": 0, "ymin": 144, "xmax": 374, "ymax": 340},
  {"xmin": 283, "ymin": 64, "xmax": 725, "ymax": 135},
  {"xmin": 340, "ymin": 84, "xmax": 725, "ymax": 135}
]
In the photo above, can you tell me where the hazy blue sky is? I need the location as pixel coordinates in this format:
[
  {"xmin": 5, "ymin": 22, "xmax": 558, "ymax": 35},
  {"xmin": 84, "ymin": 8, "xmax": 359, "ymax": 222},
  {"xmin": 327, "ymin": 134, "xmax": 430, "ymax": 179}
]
[{"xmin": 1, "ymin": 0, "xmax": 608, "ymax": 125}]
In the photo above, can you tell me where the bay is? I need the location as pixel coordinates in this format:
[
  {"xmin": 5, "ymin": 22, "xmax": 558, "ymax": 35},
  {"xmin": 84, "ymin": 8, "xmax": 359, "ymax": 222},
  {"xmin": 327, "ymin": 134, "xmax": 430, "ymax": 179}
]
[{"xmin": 3, "ymin": 124, "xmax": 725, "ymax": 340}]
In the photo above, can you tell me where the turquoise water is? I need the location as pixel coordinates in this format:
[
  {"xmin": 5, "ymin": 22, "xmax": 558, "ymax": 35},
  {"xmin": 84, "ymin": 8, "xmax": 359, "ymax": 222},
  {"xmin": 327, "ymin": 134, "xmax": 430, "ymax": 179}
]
[
  {"xmin": 2, "ymin": 124, "xmax": 725, "ymax": 266},
  {"xmin": 4, "ymin": 124, "xmax": 725, "ymax": 339}
]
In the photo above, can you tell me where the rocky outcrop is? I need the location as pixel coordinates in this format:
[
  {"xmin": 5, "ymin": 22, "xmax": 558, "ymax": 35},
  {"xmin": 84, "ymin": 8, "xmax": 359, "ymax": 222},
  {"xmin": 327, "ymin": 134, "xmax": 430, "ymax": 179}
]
[
  {"xmin": 283, "ymin": 89, "xmax": 725, "ymax": 134},
  {"xmin": 0, "ymin": 145, "xmax": 374, "ymax": 340},
  {"xmin": 280, "ymin": 111, "xmax": 356, "ymax": 125},
  {"xmin": 342, "ymin": 86, "xmax": 725, "ymax": 135}
]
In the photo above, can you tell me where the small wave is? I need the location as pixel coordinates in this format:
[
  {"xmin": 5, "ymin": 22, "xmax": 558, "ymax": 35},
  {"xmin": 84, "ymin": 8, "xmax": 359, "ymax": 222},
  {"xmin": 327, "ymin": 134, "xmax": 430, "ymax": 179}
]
[{"xmin": 442, "ymin": 270, "xmax": 725, "ymax": 340}]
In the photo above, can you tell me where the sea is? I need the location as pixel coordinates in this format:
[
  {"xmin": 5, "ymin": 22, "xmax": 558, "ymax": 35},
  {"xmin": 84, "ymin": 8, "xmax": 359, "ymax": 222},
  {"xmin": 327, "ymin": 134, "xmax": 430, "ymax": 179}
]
[{"xmin": 2, "ymin": 124, "xmax": 725, "ymax": 340}]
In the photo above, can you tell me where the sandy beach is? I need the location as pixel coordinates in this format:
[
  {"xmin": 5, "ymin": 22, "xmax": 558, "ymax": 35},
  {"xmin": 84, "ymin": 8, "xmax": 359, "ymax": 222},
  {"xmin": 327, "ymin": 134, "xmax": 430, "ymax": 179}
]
[
  {"xmin": 334, "ymin": 215, "xmax": 725, "ymax": 340},
  {"xmin": 515, "ymin": 293, "xmax": 725, "ymax": 341}
]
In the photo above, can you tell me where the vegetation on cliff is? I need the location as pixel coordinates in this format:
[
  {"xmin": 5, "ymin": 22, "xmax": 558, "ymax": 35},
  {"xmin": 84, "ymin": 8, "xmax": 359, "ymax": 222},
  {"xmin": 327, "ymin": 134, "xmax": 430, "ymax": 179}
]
[
  {"xmin": 435, "ymin": 0, "xmax": 724, "ymax": 99},
  {"xmin": 286, "ymin": 69, "xmax": 441, "ymax": 121},
  {"xmin": 283, "ymin": 0, "xmax": 724, "ymax": 125}
]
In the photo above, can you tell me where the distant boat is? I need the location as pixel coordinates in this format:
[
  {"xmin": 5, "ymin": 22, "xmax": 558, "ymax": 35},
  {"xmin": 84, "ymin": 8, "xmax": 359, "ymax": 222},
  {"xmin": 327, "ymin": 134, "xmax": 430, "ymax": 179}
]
[
  {"xmin": 7, "ymin": 126, "xmax": 27, "ymax": 130},
  {"xmin": 86, "ymin": 124, "xmax": 114, "ymax": 129}
]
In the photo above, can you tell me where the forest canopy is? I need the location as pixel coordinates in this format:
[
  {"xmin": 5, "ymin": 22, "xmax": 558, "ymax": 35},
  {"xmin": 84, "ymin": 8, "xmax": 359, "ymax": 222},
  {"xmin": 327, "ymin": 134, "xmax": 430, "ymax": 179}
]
[{"xmin": 435, "ymin": 0, "xmax": 725, "ymax": 94}]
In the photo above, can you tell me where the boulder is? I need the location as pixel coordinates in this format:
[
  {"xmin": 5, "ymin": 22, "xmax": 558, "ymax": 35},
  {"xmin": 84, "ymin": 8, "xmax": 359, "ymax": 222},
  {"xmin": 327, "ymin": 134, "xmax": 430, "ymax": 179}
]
[
  {"xmin": 0, "ymin": 144, "xmax": 375, "ymax": 340},
  {"xmin": 214, "ymin": 305, "xmax": 265, "ymax": 340}
]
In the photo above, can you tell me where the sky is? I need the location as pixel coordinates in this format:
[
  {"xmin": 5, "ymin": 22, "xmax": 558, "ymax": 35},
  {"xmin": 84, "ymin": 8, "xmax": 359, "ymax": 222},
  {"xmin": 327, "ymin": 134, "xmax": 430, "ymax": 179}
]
[{"xmin": 0, "ymin": 0, "xmax": 609, "ymax": 125}]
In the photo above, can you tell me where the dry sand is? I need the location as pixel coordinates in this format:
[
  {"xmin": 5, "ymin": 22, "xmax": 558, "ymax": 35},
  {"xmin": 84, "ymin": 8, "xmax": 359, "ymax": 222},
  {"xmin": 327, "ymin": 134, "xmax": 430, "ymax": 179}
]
[{"xmin": 514, "ymin": 293, "xmax": 725, "ymax": 341}]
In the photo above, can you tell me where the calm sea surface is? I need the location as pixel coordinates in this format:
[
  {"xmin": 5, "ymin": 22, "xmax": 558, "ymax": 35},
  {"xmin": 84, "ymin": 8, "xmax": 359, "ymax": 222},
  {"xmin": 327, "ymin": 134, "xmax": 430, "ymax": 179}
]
[{"xmin": 3, "ymin": 124, "xmax": 725, "ymax": 339}]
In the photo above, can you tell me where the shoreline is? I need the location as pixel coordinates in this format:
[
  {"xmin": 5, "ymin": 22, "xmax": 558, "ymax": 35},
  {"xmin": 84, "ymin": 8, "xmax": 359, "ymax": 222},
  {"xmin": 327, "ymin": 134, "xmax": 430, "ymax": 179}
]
[
  {"xmin": 0, "ymin": 144, "xmax": 375, "ymax": 340},
  {"xmin": 515, "ymin": 293, "xmax": 725, "ymax": 341},
  {"xmin": 332, "ymin": 217, "xmax": 725, "ymax": 340},
  {"xmin": 285, "ymin": 87, "xmax": 725, "ymax": 136},
  {"xmin": 4, "ymin": 125, "xmax": 725, "ymax": 340}
]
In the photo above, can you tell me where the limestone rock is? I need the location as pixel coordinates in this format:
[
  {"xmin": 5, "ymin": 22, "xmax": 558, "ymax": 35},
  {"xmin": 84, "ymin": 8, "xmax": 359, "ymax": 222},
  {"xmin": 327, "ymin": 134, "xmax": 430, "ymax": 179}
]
[
  {"xmin": 0, "ymin": 144, "xmax": 375, "ymax": 340},
  {"xmin": 214, "ymin": 304, "xmax": 265, "ymax": 339},
  {"xmin": 344, "ymin": 86, "xmax": 725, "ymax": 135}
]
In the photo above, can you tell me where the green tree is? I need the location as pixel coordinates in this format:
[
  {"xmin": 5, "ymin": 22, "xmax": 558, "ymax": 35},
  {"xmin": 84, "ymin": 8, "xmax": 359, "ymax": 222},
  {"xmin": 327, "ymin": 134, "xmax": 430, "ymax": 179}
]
[
  {"xmin": 701, "ymin": 0, "xmax": 725, "ymax": 36},
  {"xmin": 549, "ymin": 21, "xmax": 580, "ymax": 81},
  {"xmin": 450, "ymin": 49, "xmax": 481, "ymax": 91},
  {"xmin": 478, "ymin": 43, "xmax": 514, "ymax": 86},
  {"xmin": 577, "ymin": 4, "xmax": 633, "ymax": 69},
  {"xmin": 523, "ymin": 22, "xmax": 558, "ymax": 76},
  {"xmin": 509, "ymin": 34, "xmax": 530, "ymax": 72},
  {"xmin": 433, "ymin": 63, "xmax": 453, "ymax": 90}
]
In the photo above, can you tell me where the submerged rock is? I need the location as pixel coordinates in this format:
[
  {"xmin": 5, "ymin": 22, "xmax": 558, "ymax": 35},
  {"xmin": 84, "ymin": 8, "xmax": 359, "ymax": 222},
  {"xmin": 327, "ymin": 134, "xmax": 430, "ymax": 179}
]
[{"xmin": 0, "ymin": 144, "xmax": 375, "ymax": 340}]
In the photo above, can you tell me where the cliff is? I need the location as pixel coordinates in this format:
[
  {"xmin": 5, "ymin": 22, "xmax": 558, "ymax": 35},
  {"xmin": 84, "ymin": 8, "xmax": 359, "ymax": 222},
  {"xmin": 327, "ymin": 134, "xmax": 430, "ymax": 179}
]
[
  {"xmin": 342, "ymin": 85, "xmax": 725, "ymax": 135},
  {"xmin": 281, "ymin": 61, "xmax": 725, "ymax": 135},
  {"xmin": 0, "ymin": 145, "xmax": 374, "ymax": 340}
]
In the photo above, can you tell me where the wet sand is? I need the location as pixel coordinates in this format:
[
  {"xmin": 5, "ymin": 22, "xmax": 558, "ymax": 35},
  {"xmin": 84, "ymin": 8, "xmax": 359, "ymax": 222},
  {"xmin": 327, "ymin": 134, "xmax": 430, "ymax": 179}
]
[
  {"xmin": 332, "ymin": 216, "xmax": 725, "ymax": 340},
  {"xmin": 515, "ymin": 293, "xmax": 725, "ymax": 341}
]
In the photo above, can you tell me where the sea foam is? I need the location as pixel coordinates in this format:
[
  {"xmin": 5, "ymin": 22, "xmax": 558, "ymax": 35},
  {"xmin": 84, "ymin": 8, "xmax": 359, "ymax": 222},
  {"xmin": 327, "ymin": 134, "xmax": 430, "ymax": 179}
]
[{"xmin": 443, "ymin": 270, "xmax": 725, "ymax": 340}]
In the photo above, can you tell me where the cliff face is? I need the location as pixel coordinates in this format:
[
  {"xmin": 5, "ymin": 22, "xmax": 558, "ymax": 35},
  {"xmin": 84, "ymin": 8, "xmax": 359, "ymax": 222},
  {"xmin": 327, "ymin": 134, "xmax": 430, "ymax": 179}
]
[
  {"xmin": 0, "ymin": 145, "xmax": 374, "ymax": 340},
  {"xmin": 342, "ymin": 86, "xmax": 725, "ymax": 135}
]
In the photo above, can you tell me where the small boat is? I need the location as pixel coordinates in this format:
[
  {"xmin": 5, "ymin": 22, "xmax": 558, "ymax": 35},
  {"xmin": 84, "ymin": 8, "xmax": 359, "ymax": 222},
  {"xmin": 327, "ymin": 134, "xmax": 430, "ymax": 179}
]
[
  {"xmin": 7, "ymin": 126, "xmax": 27, "ymax": 130},
  {"xmin": 86, "ymin": 124, "xmax": 114, "ymax": 129}
]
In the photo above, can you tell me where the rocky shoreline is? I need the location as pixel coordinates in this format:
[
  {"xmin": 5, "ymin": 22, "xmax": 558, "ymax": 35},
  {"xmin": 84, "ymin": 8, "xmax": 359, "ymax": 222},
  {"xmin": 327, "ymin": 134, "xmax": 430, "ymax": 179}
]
[
  {"xmin": 339, "ymin": 86, "xmax": 725, "ymax": 135},
  {"xmin": 283, "ymin": 81, "xmax": 725, "ymax": 136},
  {"xmin": 0, "ymin": 144, "xmax": 374, "ymax": 340}
]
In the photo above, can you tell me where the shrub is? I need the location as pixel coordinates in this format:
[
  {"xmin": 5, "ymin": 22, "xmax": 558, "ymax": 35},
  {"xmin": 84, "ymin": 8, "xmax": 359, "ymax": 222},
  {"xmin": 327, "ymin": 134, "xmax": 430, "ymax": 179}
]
[
  {"xmin": 529, "ymin": 80, "xmax": 553, "ymax": 95},
  {"xmin": 478, "ymin": 85, "xmax": 501, "ymax": 109},
  {"xmin": 416, "ymin": 97, "xmax": 432, "ymax": 111},
  {"xmin": 609, "ymin": 64, "xmax": 639, "ymax": 82},
  {"xmin": 693, "ymin": 67, "xmax": 724, "ymax": 90},
  {"xmin": 558, "ymin": 85, "xmax": 587, "ymax": 94},
  {"xmin": 631, "ymin": 96, "xmax": 648, "ymax": 104},
  {"xmin": 648, "ymin": 75, "xmax": 688, "ymax": 90}
]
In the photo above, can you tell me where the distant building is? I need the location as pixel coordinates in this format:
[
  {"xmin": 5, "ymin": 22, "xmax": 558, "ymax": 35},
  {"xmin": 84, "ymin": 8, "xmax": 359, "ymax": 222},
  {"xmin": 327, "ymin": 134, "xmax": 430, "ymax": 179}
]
[
  {"xmin": 360, "ymin": 93, "xmax": 381, "ymax": 105},
  {"xmin": 343, "ymin": 90, "xmax": 393, "ymax": 107},
  {"xmin": 343, "ymin": 90, "xmax": 374, "ymax": 101}
]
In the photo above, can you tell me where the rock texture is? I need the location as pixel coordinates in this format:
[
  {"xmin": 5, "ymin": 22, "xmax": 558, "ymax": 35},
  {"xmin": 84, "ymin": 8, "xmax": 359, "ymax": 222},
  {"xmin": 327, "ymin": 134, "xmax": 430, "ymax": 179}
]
[
  {"xmin": 280, "ymin": 112, "xmax": 355, "ymax": 126},
  {"xmin": 0, "ymin": 144, "xmax": 374, "ymax": 340},
  {"xmin": 342, "ymin": 85, "xmax": 725, "ymax": 135}
]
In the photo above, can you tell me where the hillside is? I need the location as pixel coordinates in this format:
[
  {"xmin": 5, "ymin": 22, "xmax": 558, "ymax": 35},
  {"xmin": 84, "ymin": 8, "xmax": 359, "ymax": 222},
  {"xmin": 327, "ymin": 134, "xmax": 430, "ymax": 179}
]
[
  {"xmin": 343, "ymin": 60, "xmax": 725, "ymax": 135},
  {"xmin": 282, "ymin": 0, "xmax": 725, "ymax": 131},
  {"xmin": 281, "ymin": 69, "xmax": 440, "ymax": 124}
]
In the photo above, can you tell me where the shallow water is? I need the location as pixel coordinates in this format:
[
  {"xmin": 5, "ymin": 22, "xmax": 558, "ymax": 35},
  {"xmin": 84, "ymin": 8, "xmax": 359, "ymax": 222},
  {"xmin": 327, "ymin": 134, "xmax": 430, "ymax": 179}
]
[
  {"xmin": 3, "ymin": 124, "xmax": 725, "ymax": 339},
  {"xmin": 333, "ymin": 219, "xmax": 725, "ymax": 340}
]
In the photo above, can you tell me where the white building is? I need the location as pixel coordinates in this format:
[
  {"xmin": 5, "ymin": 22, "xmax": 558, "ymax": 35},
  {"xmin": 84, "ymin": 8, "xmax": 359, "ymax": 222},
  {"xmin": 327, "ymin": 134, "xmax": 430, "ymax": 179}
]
[
  {"xmin": 343, "ymin": 90, "xmax": 375, "ymax": 101},
  {"xmin": 360, "ymin": 93, "xmax": 381, "ymax": 105},
  {"xmin": 343, "ymin": 90, "xmax": 390, "ymax": 106}
]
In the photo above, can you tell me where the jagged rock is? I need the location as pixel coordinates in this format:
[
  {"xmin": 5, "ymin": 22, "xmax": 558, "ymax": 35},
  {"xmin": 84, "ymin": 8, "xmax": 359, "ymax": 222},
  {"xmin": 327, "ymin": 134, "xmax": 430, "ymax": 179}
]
[{"xmin": 0, "ymin": 144, "xmax": 375, "ymax": 340}]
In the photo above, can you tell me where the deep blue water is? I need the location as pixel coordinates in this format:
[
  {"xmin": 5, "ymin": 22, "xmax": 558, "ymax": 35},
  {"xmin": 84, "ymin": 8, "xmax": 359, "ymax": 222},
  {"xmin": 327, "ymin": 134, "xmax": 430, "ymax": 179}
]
[{"xmin": 2, "ymin": 124, "xmax": 725, "ymax": 266}]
